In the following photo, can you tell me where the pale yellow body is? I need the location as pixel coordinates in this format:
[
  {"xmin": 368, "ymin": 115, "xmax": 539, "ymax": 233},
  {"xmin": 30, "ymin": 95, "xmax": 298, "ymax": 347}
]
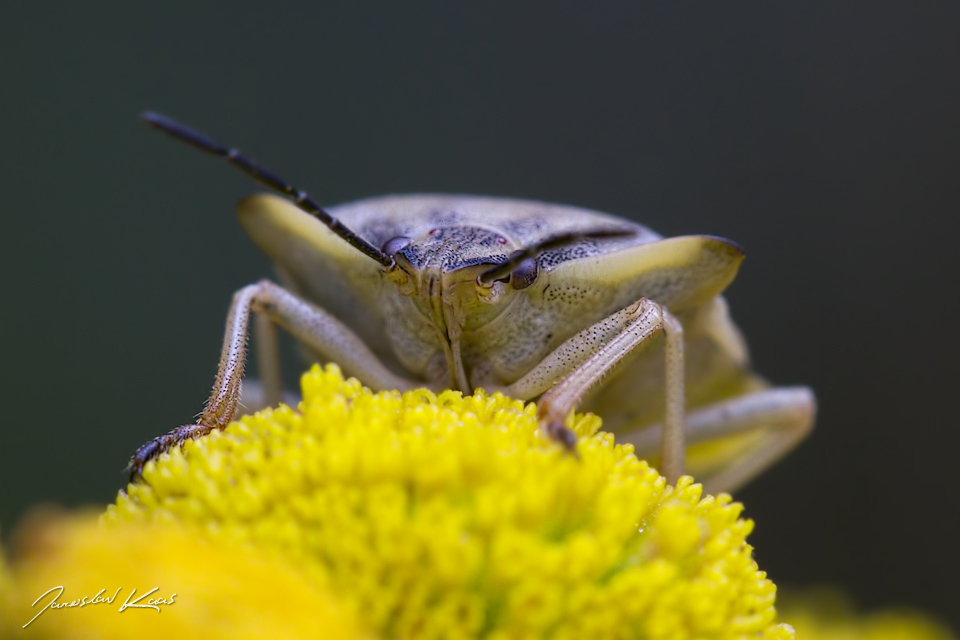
[
  {"xmin": 133, "ymin": 112, "xmax": 814, "ymax": 492},
  {"xmin": 238, "ymin": 194, "xmax": 814, "ymax": 491}
]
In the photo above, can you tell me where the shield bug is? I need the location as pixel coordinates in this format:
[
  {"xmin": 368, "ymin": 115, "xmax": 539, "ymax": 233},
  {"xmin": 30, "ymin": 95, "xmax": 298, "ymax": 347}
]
[{"xmin": 131, "ymin": 112, "xmax": 815, "ymax": 494}]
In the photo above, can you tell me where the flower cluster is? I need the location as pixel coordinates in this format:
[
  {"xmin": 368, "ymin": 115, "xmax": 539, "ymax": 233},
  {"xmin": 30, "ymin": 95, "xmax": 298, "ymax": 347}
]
[
  {"xmin": 106, "ymin": 364, "xmax": 785, "ymax": 640},
  {"xmin": 1, "ymin": 364, "xmax": 954, "ymax": 639}
]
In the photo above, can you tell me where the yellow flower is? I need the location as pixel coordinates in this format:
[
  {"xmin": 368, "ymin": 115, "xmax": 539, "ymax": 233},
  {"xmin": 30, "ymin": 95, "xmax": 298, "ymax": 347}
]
[
  {"xmin": 87, "ymin": 363, "xmax": 789, "ymax": 640},
  {"xmin": 0, "ymin": 509, "xmax": 368, "ymax": 640},
  {"xmin": 778, "ymin": 589, "xmax": 957, "ymax": 640},
  {"xmin": 4, "ymin": 365, "xmax": 955, "ymax": 639}
]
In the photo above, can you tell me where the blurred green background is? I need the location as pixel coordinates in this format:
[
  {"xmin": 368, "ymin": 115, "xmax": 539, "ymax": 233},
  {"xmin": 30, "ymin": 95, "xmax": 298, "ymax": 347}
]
[{"xmin": 1, "ymin": 0, "xmax": 957, "ymax": 630}]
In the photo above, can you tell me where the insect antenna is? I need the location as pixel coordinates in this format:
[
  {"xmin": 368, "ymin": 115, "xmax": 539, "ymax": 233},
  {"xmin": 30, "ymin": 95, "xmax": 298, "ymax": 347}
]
[
  {"xmin": 478, "ymin": 228, "xmax": 635, "ymax": 286},
  {"xmin": 141, "ymin": 111, "xmax": 394, "ymax": 268}
]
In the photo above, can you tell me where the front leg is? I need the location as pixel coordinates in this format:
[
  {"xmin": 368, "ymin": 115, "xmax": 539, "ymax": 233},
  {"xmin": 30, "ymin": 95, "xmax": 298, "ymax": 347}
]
[
  {"xmin": 501, "ymin": 298, "xmax": 687, "ymax": 485},
  {"xmin": 128, "ymin": 280, "xmax": 421, "ymax": 480}
]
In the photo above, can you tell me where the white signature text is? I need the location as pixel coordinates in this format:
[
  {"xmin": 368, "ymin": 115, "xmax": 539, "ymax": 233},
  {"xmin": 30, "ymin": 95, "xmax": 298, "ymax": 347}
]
[{"xmin": 24, "ymin": 586, "xmax": 177, "ymax": 628}]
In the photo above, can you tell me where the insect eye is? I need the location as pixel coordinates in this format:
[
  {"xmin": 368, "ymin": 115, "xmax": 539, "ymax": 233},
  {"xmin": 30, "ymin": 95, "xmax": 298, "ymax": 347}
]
[
  {"xmin": 381, "ymin": 236, "xmax": 412, "ymax": 255},
  {"xmin": 510, "ymin": 257, "xmax": 539, "ymax": 290}
]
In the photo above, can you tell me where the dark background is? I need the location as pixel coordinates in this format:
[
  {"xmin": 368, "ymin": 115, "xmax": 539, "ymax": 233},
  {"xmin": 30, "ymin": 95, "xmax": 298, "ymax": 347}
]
[{"xmin": 2, "ymin": 0, "xmax": 957, "ymax": 629}]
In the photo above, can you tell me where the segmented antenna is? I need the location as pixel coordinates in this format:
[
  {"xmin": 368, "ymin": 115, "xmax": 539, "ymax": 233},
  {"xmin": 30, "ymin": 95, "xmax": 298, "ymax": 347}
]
[
  {"xmin": 478, "ymin": 228, "xmax": 635, "ymax": 285},
  {"xmin": 141, "ymin": 112, "xmax": 394, "ymax": 268}
]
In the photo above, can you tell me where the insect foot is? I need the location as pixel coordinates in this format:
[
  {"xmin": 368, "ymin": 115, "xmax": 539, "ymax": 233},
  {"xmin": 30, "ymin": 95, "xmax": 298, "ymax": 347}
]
[
  {"xmin": 540, "ymin": 417, "xmax": 580, "ymax": 457},
  {"xmin": 127, "ymin": 423, "xmax": 211, "ymax": 481}
]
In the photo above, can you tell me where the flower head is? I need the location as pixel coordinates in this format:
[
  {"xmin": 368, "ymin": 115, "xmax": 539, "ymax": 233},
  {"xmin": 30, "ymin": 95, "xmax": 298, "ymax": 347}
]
[
  {"xmin": 778, "ymin": 589, "xmax": 957, "ymax": 640},
  {"xmin": 0, "ymin": 509, "xmax": 368, "ymax": 640},
  {"xmin": 96, "ymin": 364, "xmax": 790, "ymax": 640}
]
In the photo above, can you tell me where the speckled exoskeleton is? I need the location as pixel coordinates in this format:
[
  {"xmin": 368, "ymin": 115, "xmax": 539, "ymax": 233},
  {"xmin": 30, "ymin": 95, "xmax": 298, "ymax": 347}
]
[{"xmin": 131, "ymin": 112, "xmax": 815, "ymax": 494}]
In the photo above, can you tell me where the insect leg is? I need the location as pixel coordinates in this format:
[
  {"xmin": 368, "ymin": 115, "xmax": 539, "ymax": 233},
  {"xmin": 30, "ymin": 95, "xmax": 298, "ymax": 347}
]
[
  {"xmin": 502, "ymin": 299, "xmax": 664, "ymax": 400},
  {"xmin": 621, "ymin": 386, "xmax": 816, "ymax": 494},
  {"xmin": 514, "ymin": 298, "xmax": 688, "ymax": 484},
  {"xmin": 232, "ymin": 311, "xmax": 293, "ymax": 414},
  {"xmin": 254, "ymin": 311, "xmax": 283, "ymax": 408},
  {"xmin": 128, "ymin": 280, "xmax": 421, "ymax": 480},
  {"xmin": 659, "ymin": 311, "xmax": 686, "ymax": 485}
]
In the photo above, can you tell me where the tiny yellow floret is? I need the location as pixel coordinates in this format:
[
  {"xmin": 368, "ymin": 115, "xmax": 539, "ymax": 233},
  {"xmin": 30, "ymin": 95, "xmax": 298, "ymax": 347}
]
[{"xmin": 100, "ymin": 364, "xmax": 790, "ymax": 640}]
